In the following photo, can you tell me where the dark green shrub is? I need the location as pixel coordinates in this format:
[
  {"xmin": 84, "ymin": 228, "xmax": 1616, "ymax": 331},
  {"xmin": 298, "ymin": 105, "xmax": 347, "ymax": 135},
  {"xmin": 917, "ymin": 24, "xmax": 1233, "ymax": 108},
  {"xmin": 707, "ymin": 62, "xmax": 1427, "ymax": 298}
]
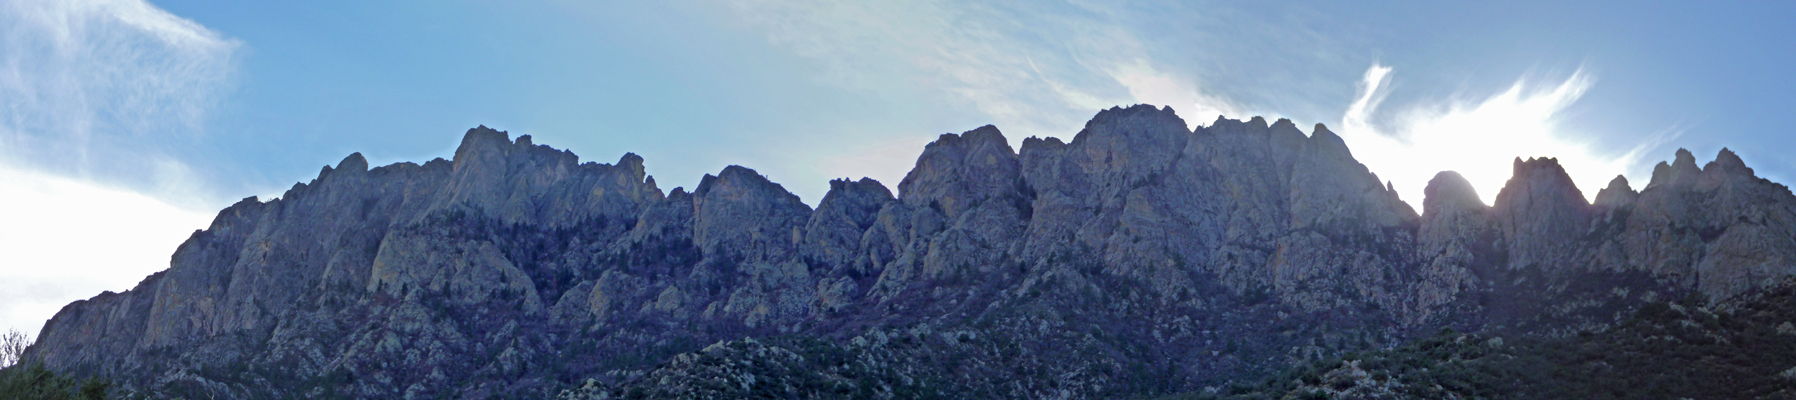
[{"xmin": 0, "ymin": 364, "xmax": 109, "ymax": 400}]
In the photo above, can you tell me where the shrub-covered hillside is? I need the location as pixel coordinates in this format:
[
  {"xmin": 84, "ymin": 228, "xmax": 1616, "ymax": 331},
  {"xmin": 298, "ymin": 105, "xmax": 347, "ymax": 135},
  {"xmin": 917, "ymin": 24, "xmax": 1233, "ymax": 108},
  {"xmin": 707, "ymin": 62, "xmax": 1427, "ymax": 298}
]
[
  {"xmin": 0, "ymin": 364, "xmax": 109, "ymax": 400},
  {"xmin": 1166, "ymin": 284, "xmax": 1796, "ymax": 400}
]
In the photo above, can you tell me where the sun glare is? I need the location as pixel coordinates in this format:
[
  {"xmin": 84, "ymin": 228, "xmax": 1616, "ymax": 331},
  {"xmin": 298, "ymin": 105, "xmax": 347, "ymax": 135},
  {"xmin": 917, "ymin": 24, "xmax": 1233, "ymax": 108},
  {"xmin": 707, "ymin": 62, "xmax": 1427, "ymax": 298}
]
[{"xmin": 1336, "ymin": 64, "xmax": 1654, "ymax": 208}]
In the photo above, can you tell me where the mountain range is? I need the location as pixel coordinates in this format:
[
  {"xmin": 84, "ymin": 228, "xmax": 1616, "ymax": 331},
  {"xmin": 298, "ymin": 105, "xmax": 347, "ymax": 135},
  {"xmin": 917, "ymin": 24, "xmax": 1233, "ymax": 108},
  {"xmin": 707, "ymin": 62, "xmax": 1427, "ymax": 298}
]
[{"xmin": 20, "ymin": 104, "xmax": 1796, "ymax": 399}]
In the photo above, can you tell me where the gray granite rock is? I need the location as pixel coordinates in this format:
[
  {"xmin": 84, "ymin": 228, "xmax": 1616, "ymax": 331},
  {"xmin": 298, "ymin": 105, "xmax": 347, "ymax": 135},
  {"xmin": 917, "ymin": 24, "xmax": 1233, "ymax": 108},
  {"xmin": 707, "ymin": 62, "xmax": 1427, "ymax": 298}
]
[{"xmin": 22, "ymin": 111, "xmax": 1796, "ymax": 399}]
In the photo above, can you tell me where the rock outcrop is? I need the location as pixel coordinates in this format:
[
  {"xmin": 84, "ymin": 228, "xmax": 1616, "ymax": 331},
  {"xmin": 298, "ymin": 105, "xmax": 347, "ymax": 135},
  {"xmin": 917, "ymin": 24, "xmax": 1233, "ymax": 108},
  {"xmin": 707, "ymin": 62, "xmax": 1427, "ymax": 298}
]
[{"xmin": 21, "ymin": 108, "xmax": 1796, "ymax": 399}]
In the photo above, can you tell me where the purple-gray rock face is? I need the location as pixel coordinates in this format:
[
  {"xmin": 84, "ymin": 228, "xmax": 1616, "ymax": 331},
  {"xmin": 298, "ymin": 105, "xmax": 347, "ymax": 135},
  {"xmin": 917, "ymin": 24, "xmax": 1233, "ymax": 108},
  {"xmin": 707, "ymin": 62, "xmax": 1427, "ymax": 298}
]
[{"xmin": 21, "ymin": 108, "xmax": 1796, "ymax": 399}]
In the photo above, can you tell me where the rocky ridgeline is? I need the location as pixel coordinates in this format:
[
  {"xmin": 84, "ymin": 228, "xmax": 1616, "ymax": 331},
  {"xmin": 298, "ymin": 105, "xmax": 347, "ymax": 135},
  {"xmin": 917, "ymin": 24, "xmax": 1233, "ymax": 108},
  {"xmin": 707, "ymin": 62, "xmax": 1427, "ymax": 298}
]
[{"xmin": 21, "ymin": 105, "xmax": 1796, "ymax": 399}]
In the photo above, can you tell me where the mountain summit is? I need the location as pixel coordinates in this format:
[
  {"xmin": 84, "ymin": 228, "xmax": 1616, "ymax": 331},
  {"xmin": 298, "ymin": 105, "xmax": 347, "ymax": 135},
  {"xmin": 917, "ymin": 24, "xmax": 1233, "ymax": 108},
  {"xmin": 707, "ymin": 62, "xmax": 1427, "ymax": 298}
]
[{"xmin": 23, "ymin": 105, "xmax": 1796, "ymax": 399}]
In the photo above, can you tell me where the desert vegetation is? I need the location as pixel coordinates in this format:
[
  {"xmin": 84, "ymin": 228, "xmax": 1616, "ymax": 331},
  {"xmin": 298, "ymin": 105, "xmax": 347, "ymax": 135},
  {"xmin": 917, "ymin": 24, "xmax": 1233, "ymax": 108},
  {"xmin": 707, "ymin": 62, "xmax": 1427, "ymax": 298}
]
[
  {"xmin": 1163, "ymin": 284, "xmax": 1796, "ymax": 400},
  {"xmin": 0, "ymin": 329, "xmax": 109, "ymax": 399}
]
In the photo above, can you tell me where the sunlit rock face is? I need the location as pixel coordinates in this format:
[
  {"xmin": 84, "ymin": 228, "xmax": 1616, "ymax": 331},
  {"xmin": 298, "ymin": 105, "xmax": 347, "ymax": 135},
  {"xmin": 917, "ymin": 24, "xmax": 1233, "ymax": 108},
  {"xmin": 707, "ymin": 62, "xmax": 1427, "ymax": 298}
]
[
  {"xmin": 23, "ymin": 108, "xmax": 1796, "ymax": 399},
  {"xmin": 1623, "ymin": 148, "xmax": 1796, "ymax": 299}
]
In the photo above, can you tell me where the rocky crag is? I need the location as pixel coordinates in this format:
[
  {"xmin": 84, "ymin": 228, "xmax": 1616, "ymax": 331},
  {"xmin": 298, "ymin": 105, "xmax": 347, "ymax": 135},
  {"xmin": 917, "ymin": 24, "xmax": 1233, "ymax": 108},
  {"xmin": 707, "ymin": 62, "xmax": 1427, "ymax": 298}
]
[{"xmin": 22, "ymin": 105, "xmax": 1796, "ymax": 399}]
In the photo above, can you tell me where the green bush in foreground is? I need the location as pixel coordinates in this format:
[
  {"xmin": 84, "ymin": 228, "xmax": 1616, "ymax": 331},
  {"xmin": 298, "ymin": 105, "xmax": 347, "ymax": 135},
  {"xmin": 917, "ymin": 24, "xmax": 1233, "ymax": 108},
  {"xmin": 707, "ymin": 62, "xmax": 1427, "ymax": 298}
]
[{"xmin": 0, "ymin": 363, "xmax": 109, "ymax": 400}]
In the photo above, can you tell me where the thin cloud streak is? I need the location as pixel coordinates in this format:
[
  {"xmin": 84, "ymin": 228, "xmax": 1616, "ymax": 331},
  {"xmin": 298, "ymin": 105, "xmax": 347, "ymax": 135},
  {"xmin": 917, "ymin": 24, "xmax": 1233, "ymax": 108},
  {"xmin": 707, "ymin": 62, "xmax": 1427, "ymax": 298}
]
[
  {"xmin": 1341, "ymin": 64, "xmax": 1392, "ymax": 135},
  {"xmin": 1106, "ymin": 59, "xmax": 1242, "ymax": 127},
  {"xmin": 720, "ymin": 0, "xmax": 1653, "ymax": 208},
  {"xmin": 718, "ymin": 0, "xmax": 1237, "ymax": 142},
  {"xmin": 0, "ymin": 0, "xmax": 238, "ymax": 205}
]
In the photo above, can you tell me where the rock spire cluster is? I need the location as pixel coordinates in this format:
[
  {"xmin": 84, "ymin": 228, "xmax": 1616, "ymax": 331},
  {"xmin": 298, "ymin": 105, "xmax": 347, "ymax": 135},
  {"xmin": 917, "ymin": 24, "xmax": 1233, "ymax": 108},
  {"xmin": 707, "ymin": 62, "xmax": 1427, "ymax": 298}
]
[{"xmin": 22, "ymin": 106, "xmax": 1796, "ymax": 399}]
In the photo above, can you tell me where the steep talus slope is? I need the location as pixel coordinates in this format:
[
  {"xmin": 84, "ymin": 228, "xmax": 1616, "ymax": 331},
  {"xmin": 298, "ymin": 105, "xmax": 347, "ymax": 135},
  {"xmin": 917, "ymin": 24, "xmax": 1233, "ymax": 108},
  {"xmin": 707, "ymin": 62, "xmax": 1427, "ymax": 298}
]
[{"xmin": 22, "ymin": 106, "xmax": 1796, "ymax": 399}]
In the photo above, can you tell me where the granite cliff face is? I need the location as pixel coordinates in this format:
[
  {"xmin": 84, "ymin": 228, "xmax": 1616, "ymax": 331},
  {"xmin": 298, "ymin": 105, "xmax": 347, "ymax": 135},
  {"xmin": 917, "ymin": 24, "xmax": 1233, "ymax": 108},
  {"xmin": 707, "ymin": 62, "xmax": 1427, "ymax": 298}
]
[{"xmin": 23, "ymin": 106, "xmax": 1796, "ymax": 399}]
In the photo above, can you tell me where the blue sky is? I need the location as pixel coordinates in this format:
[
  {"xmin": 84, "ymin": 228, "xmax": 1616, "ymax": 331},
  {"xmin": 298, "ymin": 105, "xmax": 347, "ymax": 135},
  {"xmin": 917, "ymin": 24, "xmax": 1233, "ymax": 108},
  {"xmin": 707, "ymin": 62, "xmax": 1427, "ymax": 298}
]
[{"xmin": 2, "ymin": 0, "xmax": 1794, "ymax": 336}]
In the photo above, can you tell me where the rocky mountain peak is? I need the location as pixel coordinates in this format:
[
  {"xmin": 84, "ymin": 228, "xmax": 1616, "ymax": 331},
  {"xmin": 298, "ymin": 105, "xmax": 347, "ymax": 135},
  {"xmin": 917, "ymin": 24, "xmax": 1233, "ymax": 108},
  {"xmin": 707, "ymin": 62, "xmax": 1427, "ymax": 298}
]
[
  {"xmin": 451, "ymin": 125, "xmax": 512, "ymax": 163},
  {"xmin": 1303, "ymin": 122, "xmax": 1355, "ymax": 162},
  {"xmin": 1593, "ymin": 175, "xmax": 1639, "ymax": 208},
  {"xmin": 693, "ymin": 165, "xmax": 812, "ymax": 259},
  {"xmin": 1267, "ymin": 117, "xmax": 1296, "ymax": 131},
  {"xmin": 1495, "ymin": 157, "xmax": 1587, "ymax": 209},
  {"xmin": 1673, "ymin": 147, "xmax": 1700, "ymax": 170},
  {"xmin": 1492, "ymin": 157, "xmax": 1590, "ymax": 269},
  {"xmin": 336, "ymin": 152, "xmax": 369, "ymax": 173},
  {"xmin": 431, "ymin": 126, "xmax": 662, "ymax": 228},
  {"xmin": 1058, "ymin": 104, "xmax": 1190, "ymax": 191},
  {"xmin": 1619, "ymin": 147, "xmax": 1796, "ymax": 300},
  {"xmin": 616, "ymin": 152, "xmax": 649, "ymax": 184},
  {"xmin": 801, "ymin": 178, "xmax": 895, "ymax": 273},
  {"xmin": 1280, "ymin": 121, "xmax": 1415, "ymax": 231},
  {"xmin": 897, "ymin": 125, "xmax": 1023, "ymax": 219},
  {"xmin": 23, "ymin": 106, "xmax": 1796, "ymax": 400},
  {"xmin": 1083, "ymin": 104, "xmax": 1184, "ymax": 129},
  {"xmin": 695, "ymin": 165, "xmax": 796, "ymax": 201},
  {"xmin": 1206, "ymin": 114, "xmax": 1272, "ymax": 133},
  {"xmin": 1704, "ymin": 148, "xmax": 1754, "ymax": 177},
  {"xmin": 817, "ymin": 178, "xmax": 894, "ymax": 230},
  {"xmin": 313, "ymin": 152, "xmax": 371, "ymax": 182},
  {"xmin": 1422, "ymin": 171, "xmax": 1486, "ymax": 217},
  {"xmin": 1648, "ymin": 148, "xmax": 1705, "ymax": 189}
]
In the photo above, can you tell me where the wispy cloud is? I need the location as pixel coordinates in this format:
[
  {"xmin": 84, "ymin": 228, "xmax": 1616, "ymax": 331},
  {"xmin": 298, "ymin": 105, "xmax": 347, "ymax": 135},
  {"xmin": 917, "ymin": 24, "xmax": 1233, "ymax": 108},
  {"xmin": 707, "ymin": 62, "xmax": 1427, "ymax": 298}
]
[
  {"xmin": 1105, "ymin": 59, "xmax": 1242, "ymax": 127},
  {"xmin": 705, "ymin": 1, "xmax": 1675, "ymax": 215},
  {"xmin": 0, "ymin": 0, "xmax": 237, "ymax": 337},
  {"xmin": 1336, "ymin": 63, "xmax": 1671, "ymax": 207},
  {"xmin": 1341, "ymin": 64, "xmax": 1393, "ymax": 135},
  {"xmin": 0, "ymin": 0, "xmax": 238, "ymax": 203},
  {"xmin": 716, "ymin": 0, "xmax": 1236, "ymax": 139}
]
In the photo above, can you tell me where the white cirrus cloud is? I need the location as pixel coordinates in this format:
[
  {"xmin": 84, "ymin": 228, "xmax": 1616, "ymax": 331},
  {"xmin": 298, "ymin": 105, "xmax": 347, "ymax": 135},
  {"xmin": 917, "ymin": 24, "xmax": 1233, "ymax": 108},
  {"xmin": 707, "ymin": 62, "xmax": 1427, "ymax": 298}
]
[
  {"xmin": 0, "ymin": 0, "xmax": 237, "ymax": 338},
  {"xmin": 1336, "ymin": 63, "xmax": 1675, "ymax": 208},
  {"xmin": 1104, "ymin": 59, "xmax": 1242, "ymax": 128},
  {"xmin": 716, "ymin": 0, "xmax": 1235, "ymax": 139},
  {"xmin": 0, "ymin": 0, "xmax": 238, "ymax": 196}
]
